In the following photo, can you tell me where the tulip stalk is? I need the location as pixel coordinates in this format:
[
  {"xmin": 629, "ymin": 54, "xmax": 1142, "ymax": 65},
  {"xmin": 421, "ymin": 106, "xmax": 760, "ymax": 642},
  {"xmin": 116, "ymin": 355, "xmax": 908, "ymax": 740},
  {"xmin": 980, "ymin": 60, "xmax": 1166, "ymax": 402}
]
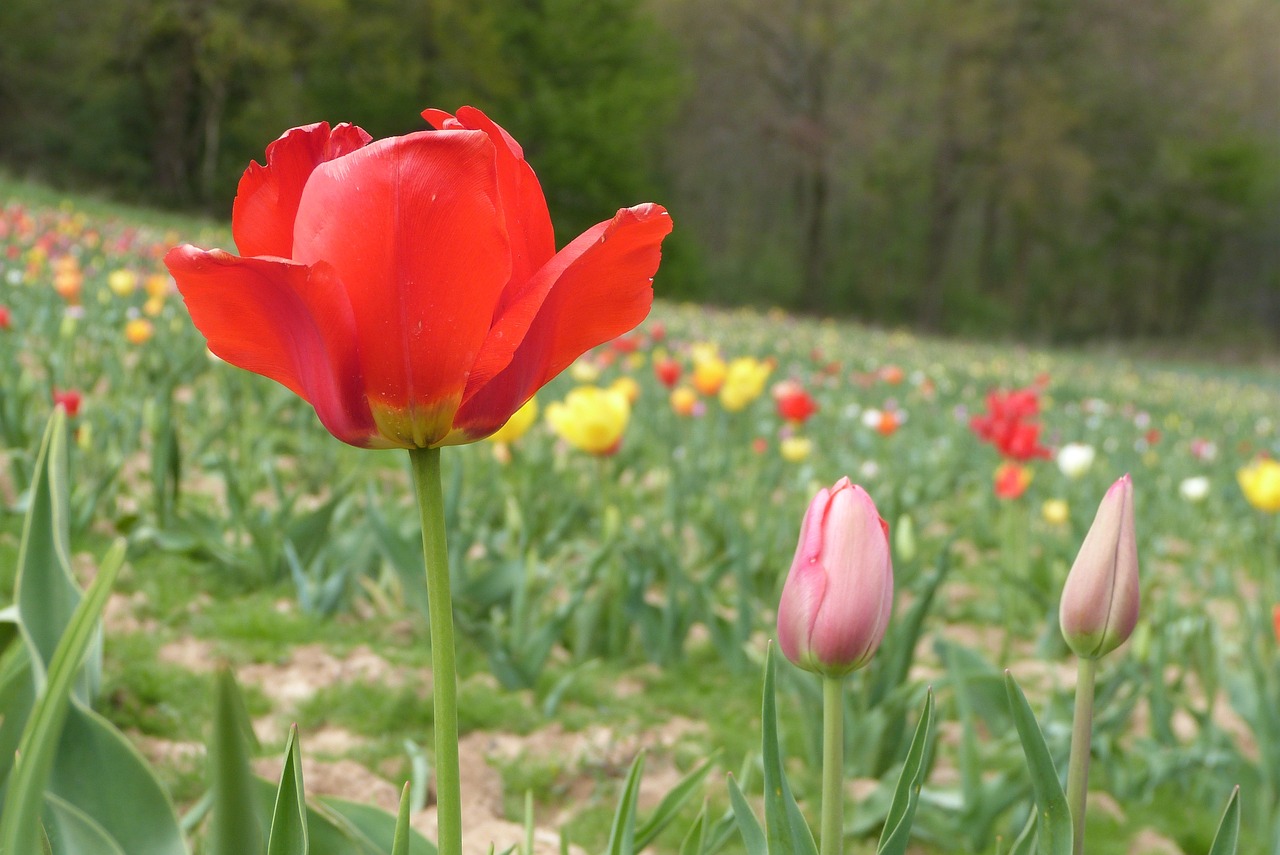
[
  {"xmin": 1066, "ymin": 655, "xmax": 1097, "ymax": 855},
  {"xmin": 821, "ymin": 675, "xmax": 845, "ymax": 855},
  {"xmin": 409, "ymin": 447, "xmax": 462, "ymax": 855}
]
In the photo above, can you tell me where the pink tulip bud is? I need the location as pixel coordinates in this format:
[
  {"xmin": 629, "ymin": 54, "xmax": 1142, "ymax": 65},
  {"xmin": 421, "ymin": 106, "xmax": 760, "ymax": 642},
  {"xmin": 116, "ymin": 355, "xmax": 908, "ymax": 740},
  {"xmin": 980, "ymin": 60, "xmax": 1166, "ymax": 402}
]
[
  {"xmin": 777, "ymin": 478, "xmax": 894, "ymax": 676},
  {"xmin": 1059, "ymin": 475, "xmax": 1140, "ymax": 659}
]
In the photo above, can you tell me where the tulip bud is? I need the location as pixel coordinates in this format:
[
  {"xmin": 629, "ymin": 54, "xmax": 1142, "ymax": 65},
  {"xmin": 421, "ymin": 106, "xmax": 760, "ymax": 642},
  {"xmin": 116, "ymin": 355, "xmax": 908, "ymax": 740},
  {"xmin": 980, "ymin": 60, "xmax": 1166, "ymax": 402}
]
[
  {"xmin": 777, "ymin": 478, "xmax": 894, "ymax": 677},
  {"xmin": 1059, "ymin": 475, "xmax": 1139, "ymax": 659}
]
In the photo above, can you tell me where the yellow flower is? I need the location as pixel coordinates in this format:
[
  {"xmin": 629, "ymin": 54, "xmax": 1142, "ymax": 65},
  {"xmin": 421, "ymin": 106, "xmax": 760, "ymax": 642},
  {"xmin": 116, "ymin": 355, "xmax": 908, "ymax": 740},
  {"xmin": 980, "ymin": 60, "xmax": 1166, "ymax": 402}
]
[
  {"xmin": 143, "ymin": 295, "xmax": 166, "ymax": 317},
  {"xmin": 692, "ymin": 353, "xmax": 727, "ymax": 396},
  {"xmin": 144, "ymin": 273, "xmax": 171, "ymax": 300},
  {"xmin": 546, "ymin": 386, "xmax": 630, "ymax": 455},
  {"xmin": 1042, "ymin": 498, "xmax": 1069, "ymax": 526},
  {"xmin": 1238, "ymin": 458, "xmax": 1280, "ymax": 512},
  {"xmin": 780, "ymin": 435, "xmax": 813, "ymax": 462},
  {"xmin": 487, "ymin": 396, "xmax": 538, "ymax": 445},
  {"xmin": 570, "ymin": 358, "xmax": 601, "ymax": 383},
  {"xmin": 670, "ymin": 386, "xmax": 699, "ymax": 417},
  {"xmin": 719, "ymin": 357, "xmax": 772, "ymax": 412},
  {"xmin": 610, "ymin": 375, "xmax": 641, "ymax": 405},
  {"xmin": 125, "ymin": 317, "xmax": 154, "ymax": 345},
  {"xmin": 108, "ymin": 269, "xmax": 138, "ymax": 297}
]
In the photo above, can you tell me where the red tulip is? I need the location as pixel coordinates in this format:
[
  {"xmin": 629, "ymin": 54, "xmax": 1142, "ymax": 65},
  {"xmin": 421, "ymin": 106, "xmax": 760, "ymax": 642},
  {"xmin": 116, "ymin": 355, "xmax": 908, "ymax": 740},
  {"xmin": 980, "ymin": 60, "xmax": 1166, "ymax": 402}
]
[
  {"xmin": 166, "ymin": 107, "xmax": 672, "ymax": 449},
  {"xmin": 53, "ymin": 389, "xmax": 82, "ymax": 418},
  {"xmin": 773, "ymin": 380, "xmax": 818, "ymax": 424},
  {"xmin": 654, "ymin": 356, "xmax": 682, "ymax": 388},
  {"xmin": 0, "ymin": 304, "xmax": 10, "ymax": 330}
]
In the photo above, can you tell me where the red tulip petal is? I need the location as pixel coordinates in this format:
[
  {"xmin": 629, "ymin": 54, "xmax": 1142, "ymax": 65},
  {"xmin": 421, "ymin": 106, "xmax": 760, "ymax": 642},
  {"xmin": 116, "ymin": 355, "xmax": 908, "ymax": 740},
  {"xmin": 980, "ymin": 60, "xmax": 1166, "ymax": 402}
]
[
  {"xmin": 232, "ymin": 122, "xmax": 372, "ymax": 258},
  {"xmin": 290, "ymin": 129, "xmax": 510, "ymax": 447},
  {"xmin": 165, "ymin": 245, "xmax": 378, "ymax": 446},
  {"xmin": 449, "ymin": 203, "xmax": 672, "ymax": 441},
  {"xmin": 424, "ymin": 106, "xmax": 555, "ymax": 302}
]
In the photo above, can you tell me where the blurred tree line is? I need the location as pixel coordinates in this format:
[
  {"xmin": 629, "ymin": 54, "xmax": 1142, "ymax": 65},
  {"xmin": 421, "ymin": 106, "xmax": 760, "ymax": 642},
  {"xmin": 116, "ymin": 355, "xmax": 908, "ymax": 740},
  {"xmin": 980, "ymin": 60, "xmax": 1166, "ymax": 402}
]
[{"xmin": 2, "ymin": 0, "xmax": 1277, "ymax": 341}]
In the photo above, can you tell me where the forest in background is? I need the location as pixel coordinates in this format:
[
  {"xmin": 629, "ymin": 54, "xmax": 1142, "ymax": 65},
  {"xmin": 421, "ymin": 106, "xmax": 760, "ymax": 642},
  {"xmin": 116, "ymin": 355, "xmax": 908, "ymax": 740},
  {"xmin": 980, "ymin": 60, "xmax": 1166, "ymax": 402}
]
[{"xmin": 1, "ymin": 0, "xmax": 1278, "ymax": 343}]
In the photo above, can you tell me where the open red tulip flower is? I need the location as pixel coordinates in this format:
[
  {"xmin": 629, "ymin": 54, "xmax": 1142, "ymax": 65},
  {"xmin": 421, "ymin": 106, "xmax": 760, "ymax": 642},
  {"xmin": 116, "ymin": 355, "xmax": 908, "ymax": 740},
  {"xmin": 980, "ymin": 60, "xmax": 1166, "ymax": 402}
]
[{"xmin": 166, "ymin": 106, "xmax": 672, "ymax": 449}]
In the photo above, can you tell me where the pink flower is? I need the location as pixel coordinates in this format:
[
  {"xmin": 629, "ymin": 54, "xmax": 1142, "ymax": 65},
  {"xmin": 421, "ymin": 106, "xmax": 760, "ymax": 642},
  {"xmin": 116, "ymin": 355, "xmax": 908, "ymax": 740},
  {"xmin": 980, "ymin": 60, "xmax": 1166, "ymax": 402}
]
[
  {"xmin": 1059, "ymin": 475, "xmax": 1140, "ymax": 659},
  {"xmin": 777, "ymin": 478, "xmax": 894, "ymax": 676}
]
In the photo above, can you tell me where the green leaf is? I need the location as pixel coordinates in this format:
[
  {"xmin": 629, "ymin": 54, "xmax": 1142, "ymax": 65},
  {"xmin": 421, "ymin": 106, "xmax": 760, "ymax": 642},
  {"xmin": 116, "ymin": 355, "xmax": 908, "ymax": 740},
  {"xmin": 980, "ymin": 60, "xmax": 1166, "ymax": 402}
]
[
  {"xmin": 268, "ymin": 725, "xmax": 309, "ymax": 855},
  {"xmin": 876, "ymin": 689, "xmax": 934, "ymax": 855},
  {"xmin": 392, "ymin": 784, "xmax": 412, "ymax": 855},
  {"xmin": 1004, "ymin": 673, "xmax": 1072, "ymax": 855},
  {"xmin": 1206, "ymin": 786, "xmax": 1240, "ymax": 855},
  {"xmin": 678, "ymin": 801, "xmax": 708, "ymax": 855},
  {"xmin": 316, "ymin": 795, "xmax": 437, "ymax": 855},
  {"xmin": 42, "ymin": 792, "xmax": 127, "ymax": 855},
  {"xmin": 0, "ymin": 538, "xmax": 124, "ymax": 855},
  {"xmin": 211, "ymin": 669, "xmax": 266, "ymax": 855},
  {"xmin": 726, "ymin": 775, "xmax": 766, "ymax": 855},
  {"xmin": 49, "ymin": 703, "xmax": 188, "ymax": 855},
  {"xmin": 761, "ymin": 646, "xmax": 819, "ymax": 855},
  {"xmin": 634, "ymin": 756, "xmax": 715, "ymax": 850},
  {"xmin": 605, "ymin": 751, "xmax": 645, "ymax": 855}
]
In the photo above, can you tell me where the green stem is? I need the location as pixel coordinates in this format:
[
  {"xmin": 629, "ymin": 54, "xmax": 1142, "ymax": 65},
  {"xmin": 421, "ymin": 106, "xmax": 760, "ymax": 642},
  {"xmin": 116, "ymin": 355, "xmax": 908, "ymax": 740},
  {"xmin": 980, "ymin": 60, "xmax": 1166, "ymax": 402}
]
[
  {"xmin": 1066, "ymin": 656, "xmax": 1098, "ymax": 855},
  {"xmin": 821, "ymin": 676, "xmax": 845, "ymax": 855},
  {"xmin": 409, "ymin": 447, "xmax": 462, "ymax": 855}
]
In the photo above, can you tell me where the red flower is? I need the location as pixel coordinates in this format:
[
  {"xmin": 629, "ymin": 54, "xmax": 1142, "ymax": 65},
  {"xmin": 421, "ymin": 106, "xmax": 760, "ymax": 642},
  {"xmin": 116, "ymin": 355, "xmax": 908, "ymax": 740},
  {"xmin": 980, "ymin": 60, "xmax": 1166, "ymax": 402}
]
[
  {"xmin": 166, "ymin": 107, "xmax": 672, "ymax": 449},
  {"xmin": 53, "ymin": 389, "xmax": 82, "ymax": 418},
  {"xmin": 653, "ymin": 356, "xmax": 682, "ymax": 388},
  {"xmin": 610, "ymin": 334, "xmax": 642, "ymax": 354},
  {"xmin": 969, "ymin": 387, "xmax": 1051, "ymax": 461},
  {"xmin": 0, "ymin": 304, "xmax": 10, "ymax": 330},
  {"xmin": 994, "ymin": 462, "xmax": 1032, "ymax": 499},
  {"xmin": 773, "ymin": 380, "xmax": 819, "ymax": 424}
]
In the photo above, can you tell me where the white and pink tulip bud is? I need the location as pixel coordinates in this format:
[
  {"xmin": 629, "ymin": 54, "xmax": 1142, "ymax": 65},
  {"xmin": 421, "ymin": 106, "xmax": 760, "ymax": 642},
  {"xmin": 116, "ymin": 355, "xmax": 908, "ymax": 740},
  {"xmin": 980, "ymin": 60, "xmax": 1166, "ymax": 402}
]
[
  {"xmin": 777, "ymin": 478, "xmax": 894, "ymax": 676},
  {"xmin": 1059, "ymin": 475, "xmax": 1140, "ymax": 659}
]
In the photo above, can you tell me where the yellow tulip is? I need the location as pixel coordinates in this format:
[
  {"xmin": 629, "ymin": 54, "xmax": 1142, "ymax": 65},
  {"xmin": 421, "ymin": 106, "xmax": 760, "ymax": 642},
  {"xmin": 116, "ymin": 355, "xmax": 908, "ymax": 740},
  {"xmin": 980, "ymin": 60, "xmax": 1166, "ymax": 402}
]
[
  {"xmin": 610, "ymin": 375, "xmax": 641, "ymax": 404},
  {"xmin": 1042, "ymin": 498, "xmax": 1069, "ymax": 526},
  {"xmin": 719, "ymin": 357, "xmax": 771, "ymax": 412},
  {"xmin": 692, "ymin": 354, "xmax": 727, "ymax": 396},
  {"xmin": 144, "ymin": 273, "xmax": 171, "ymax": 300},
  {"xmin": 670, "ymin": 386, "xmax": 699, "ymax": 417},
  {"xmin": 780, "ymin": 435, "xmax": 813, "ymax": 463},
  {"xmin": 546, "ymin": 386, "xmax": 630, "ymax": 455},
  {"xmin": 1238, "ymin": 457, "xmax": 1280, "ymax": 512},
  {"xmin": 108, "ymin": 268, "xmax": 138, "ymax": 297},
  {"xmin": 487, "ymin": 397, "xmax": 538, "ymax": 445},
  {"xmin": 125, "ymin": 317, "xmax": 154, "ymax": 345}
]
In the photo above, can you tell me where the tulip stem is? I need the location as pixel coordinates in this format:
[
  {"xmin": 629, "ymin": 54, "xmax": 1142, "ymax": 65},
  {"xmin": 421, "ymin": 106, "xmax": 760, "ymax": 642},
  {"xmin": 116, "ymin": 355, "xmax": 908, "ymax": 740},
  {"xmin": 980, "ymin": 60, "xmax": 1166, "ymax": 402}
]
[
  {"xmin": 409, "ymin": 447, "xmax": 462, "ymax": 855},
  {"xmin": 821, "ymin": 675, "xmax": 845, "ymax": 855},
  {"xmin": 1066, "ymin": 655, "xmax": 1097, "ymax": 855}
]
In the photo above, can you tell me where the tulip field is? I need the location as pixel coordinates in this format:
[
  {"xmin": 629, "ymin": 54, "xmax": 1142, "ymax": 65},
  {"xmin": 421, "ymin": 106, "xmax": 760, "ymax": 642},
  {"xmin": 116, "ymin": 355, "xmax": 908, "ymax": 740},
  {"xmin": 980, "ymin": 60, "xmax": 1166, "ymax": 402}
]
[{"xmin": 3, "ymin": 172, "xmax": 1280, "ymax": 855}]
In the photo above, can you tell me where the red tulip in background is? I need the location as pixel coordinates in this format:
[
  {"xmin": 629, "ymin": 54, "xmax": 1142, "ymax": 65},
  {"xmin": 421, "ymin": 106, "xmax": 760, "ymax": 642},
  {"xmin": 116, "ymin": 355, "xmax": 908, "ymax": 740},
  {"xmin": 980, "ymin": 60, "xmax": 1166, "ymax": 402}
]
[
  {"xmin": 654, "ymin": 356, "xmax": 682, "ymax": 389},
  {"xmin": 969, "ymin": 387, "xmax": 1052, "ymax": 461},
  {"xmin": 774, "ymin": 380, "xmax": 819, "ymax": 424},
  {"xmin": 53, "ymin": 389, "xmax": 82, "ymax": 418},
  {"xmin": 0, "ymin": 304, "xmax": 10, "ymax": 330},
  {"xmin": 166, "ymin": 107, "xmax": 672, "ymax": 449}
]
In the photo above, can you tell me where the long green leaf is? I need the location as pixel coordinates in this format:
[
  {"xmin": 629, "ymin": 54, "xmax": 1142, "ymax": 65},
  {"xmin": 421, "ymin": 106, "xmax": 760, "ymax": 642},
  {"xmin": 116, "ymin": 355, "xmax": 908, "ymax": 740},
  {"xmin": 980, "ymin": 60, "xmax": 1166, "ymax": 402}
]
[
  {"xmin": 391, "ymin": 784, "xmax": 412, "ymax": 855},
  {"xmin": 761, "ymin": 646, "xmax": 819, "ymax": 855},
  {"xmin": 211, "ymin": 669, "xmax": 266, "ymax": 855},
  {"xmin": 1206, "ymin": 786, "xmax": 1240, "ymax": 855},
  {"xmin": 268, "ymin": 726, "xmax": 309, "ymax": 855},
  {"xmin": 0, "ymin": 539, "xmax": 124, "ymax": 855},
  {"xmin": 42, "ymin": 792, "xmax": 127, "ymax": 855},
  {"xmin": 634, "ymin": 756, "xmax": 715, "ymax": 850},
  {"xmin": 726, "ymin": 775, "xmax": 766, "ymax": 855},
  {"xmin": 876, "ymin": 689, "xmax": 934, "ymax": 855},
  {"xmin": 315, "ymin": 795, "xmax": 437, "ymax": 855},
  {"xmin": 605, "ymin": 751, "xmax": 646, "ymax": 855},
  {"xmin": 678, "ymin": 801, "xmax": 709, "ymax": 855},
  {"xmin": 1004, "ymin": 673, "xmax": 1072, "ymax": 855}
]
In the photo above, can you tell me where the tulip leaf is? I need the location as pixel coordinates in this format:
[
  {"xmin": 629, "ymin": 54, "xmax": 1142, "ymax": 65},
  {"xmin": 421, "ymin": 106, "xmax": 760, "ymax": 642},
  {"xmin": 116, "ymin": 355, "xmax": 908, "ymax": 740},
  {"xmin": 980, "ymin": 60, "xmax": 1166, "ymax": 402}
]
[
  {"xmin": 876, "ymin": 688, "xmax": 934, "ymax": 855},
  {"xmin": 391, "ymin": 784, "xmax": 412, "ymax": 855},
  {"xmin": 605, "ymin": 751, "xmax": 645, "ymax": 855},
  {"xmin": 268, "ymin": 725, "xmax": 310, "ymax": 855},
  {"xmin": 211, "ymin": 669, "xmax": 267, "ymax": 855},
  {"xmin": 678, "ymin": 801, "xmax": 709, "ymax": 855},
  {"xmin": 0, "ymin": 538, "xmax": 123, "ymax": 855},
  {"xmin": 43, "ymin": 792, "xmax": 127, "ymax": 855},
  {"xmin": 727, "ymin": 775, "xmax": 767, "ymax": 855},
  {"xmin": 316, "ymin": 795, "xmax": 437, "ymax": 855},
  {"xmin": 1206, "ymin": 786, "xmax": 1240, "ymax": 855},
  {"xmin": 49, "ymin": 701, "xmax": 189, "ymax": 855},
  {"xmin": 635, "ymin": 756, "xmax": 715, "ymax": 850},
  {"xmin": 761, "ymin": 645, "xmax": 819, "ymax": 855},
  {"xmin": 1004, "ymin": 673, "xmax": 1072, "ymax": 855}
]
